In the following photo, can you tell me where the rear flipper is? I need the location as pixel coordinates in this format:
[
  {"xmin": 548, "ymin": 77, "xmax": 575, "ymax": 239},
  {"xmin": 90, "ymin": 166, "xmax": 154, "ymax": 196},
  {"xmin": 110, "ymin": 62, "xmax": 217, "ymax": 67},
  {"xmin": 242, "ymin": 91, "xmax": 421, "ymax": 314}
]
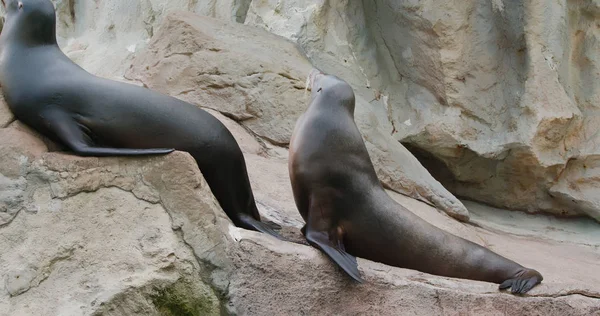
[
  {"xmin": 499, "ymin": 268, "xmax": 543, "ymax": 294},
  {"xmin": 73, "ymin": 146, "xmax": 174, "ymax": 156},
  {"xmin": 302, "ymin": 191, "xmax": 362, "ymax": 283},
  {"xmin": 41, "ymin": 107, "xmax": 174, "ymax": 157},
  {"xmin": 263, "ymin": 220, "xmax": 282, "ymax": 230},
  {"xmin": 239, "ymin": 215, "xmax": 286, "ymax": 241},
  {"xmin": 304, "ymin": 227, "xmax": 363, "ymax": 283}
]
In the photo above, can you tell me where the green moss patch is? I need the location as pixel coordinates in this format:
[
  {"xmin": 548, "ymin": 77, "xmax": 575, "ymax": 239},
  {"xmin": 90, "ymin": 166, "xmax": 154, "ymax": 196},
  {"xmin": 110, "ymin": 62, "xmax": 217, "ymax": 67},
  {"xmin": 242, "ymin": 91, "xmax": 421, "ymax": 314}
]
[{"xmin": 151, "ymin": 280, "xmax": 220, "ymax": 316}]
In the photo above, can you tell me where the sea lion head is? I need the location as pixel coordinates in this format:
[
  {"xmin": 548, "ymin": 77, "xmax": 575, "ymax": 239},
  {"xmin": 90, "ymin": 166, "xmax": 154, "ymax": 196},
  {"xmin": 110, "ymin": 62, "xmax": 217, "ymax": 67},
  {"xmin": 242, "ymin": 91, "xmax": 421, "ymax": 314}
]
[
  {"xmin": 1, "ymin": 0, "xmax": 57, "ymax": 45},
  {"xmin": 307, "ymin": 68, "xmax": 356, "ymax": 114}
]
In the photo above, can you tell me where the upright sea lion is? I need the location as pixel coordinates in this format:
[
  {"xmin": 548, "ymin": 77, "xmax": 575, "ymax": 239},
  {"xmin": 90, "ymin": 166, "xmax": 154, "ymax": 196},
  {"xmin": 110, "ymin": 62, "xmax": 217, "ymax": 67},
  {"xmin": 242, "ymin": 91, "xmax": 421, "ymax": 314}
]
[
  {"xmin": 288, "ymin": 69, "xmax": 543, "ymax": 294},
  {"xmin": 0, "ymin": 0, "xmax": 281, "ymax": 238}
]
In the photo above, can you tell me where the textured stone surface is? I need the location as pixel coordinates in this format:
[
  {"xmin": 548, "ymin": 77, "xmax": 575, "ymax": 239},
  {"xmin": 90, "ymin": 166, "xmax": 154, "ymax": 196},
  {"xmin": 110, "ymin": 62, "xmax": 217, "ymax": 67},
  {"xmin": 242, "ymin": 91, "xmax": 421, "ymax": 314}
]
[
  {"xmin": 245, "ymin": 0, "xmax": 600, "ymax": 221},
  {"xmin": 51, "ymin": 0, "xmax": 253, "ymax": 78},
  {"xmin": 549, "ymin": 156, "xmax": 600, "ymax": 222},
  {"xmin": 0, "ymin": 94, "xmax": 14, "ymax": 128},
  {"xmin": 0, "ymin": 121, "xmax": 229, "ymax": 315},
  {"xmin": 1, "ymin": 123, "xmax": 598, "ymax": 315},
  {"xmin": 125, "ymin": 12, "xmax": 310, "ymax": 145}
]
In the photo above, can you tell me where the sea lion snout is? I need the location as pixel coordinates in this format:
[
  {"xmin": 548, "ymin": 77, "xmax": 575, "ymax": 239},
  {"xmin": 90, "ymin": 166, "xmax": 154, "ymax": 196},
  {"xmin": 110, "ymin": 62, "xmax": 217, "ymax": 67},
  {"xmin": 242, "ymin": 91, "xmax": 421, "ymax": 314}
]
[{"xmin": 307, "ymin": 68, "xmax": 325, "ymax": 91}]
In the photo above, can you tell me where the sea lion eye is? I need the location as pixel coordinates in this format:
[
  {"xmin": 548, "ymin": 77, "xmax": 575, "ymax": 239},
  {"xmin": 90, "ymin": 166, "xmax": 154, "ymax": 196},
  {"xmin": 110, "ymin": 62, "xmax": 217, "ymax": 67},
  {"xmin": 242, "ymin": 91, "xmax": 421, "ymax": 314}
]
[
  {"xmin": 18, "ymin": 2, "xmax": 23, "ymax": 9},
  {"xmin": 317, "ymin": 88, "xmax": 322, "ymax": 92}
]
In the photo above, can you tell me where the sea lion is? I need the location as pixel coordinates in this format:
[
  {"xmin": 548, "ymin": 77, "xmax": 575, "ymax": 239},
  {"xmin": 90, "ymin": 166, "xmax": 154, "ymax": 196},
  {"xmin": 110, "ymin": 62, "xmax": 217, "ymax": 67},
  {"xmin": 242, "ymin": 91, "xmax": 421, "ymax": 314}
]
[
  {"xmin": 0, "ymin": 0, "xmax": 281, "ymax": 238},
  {"xmin": 288, "ymin": 69, "xmax": 543, "ymax": 294}
]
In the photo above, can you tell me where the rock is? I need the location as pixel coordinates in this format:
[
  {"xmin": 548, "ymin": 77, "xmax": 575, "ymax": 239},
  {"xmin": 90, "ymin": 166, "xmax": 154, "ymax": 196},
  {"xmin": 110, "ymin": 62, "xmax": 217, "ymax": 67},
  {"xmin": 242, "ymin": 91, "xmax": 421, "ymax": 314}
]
[
  {"xmin": 0, "ymin": 142, "xmax": 227, "ymax": 315},
  {"xmin": 549, "ymin": 157, "xmax": 600, "ymax": 222},
  {"xmin": 245, "ymin": 0, "xmax": 600, "ymax": 222},
  {"xmin": 356, "ymin": 98, "xmax": 469, "ymax": 221},
  {"xmin": 49, "ymin": 0, "xmax": 252, "ymax": 78},
  {"xmin": 5, "ymin": 268, "xmax": 37, "ymax": 297},
  {"xmin": 0, "ymin": 125, "xmax": 48, "ymax": 227},
  {"xmin": 126, "ymin": 12, "xmax": 470, "ymax": 220},
  {"xmin": 126, "ymin": 12, "xmax": 310, "ymax": 146},
  {"xmin": 1, "ymin": 123, "xmax": 599, "ymax": 315},
  {"xmin": 2, "ymin": 2, "xmax": 599, "ymax": 315},
  {"xmin": 0, "ymin": 94, "xmax": 15, "ymax": 128}
]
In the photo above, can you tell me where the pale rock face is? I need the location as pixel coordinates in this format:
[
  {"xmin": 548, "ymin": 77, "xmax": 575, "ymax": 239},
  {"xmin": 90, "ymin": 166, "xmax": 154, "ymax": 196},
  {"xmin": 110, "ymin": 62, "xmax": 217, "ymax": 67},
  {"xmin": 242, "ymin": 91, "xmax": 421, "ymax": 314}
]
[
  {"xmin": 125, "ymin": 13, "xmax": 310, "ymax": 145},
  {"xmin": 0, "ymin": 94, "xmax": 13, "ymax": 128},
  {"xmin": 245, "ymin": 0, "xmax": 600, "ymax": 221},
  {"xmin": 51, "ymin": 0, "xmax": 253, "ymax": 78}
]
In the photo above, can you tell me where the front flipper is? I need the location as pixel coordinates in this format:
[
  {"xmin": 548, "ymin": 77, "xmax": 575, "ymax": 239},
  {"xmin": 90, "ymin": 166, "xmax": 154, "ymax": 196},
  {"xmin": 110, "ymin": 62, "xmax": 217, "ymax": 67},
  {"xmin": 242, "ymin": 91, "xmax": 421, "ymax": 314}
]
[
  {"xmin": 41, "ymin": 107, "xmax": 174, "ymax": 156},
  {"xmin": 499, "ymin": 268, "xmax": 543, "ymax": 294},
  {"xmin": 303, "ymin": 193, "xmax": 363, "ymax": 283}
]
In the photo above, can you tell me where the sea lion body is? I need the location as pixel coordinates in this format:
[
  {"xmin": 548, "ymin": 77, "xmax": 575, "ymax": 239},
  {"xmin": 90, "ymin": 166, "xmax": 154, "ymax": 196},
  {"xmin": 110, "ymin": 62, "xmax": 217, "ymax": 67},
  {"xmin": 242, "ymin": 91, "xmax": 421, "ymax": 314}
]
[
  {"xmin": 289, "ymin": 69, "xmax": 543, "ymax": 294},
  {"xmin": 0, "ymin": 0, "xmax": 280, "ymax": 237}
]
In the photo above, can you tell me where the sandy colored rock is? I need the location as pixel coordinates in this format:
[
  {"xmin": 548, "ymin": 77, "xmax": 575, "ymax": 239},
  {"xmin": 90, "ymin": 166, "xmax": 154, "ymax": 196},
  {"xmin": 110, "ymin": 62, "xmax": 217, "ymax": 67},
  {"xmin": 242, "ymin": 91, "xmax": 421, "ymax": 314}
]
[
  {"xmin": 0, "ymin": 149, "xmax": 225, "ymax": 316},
  {"xmin": 125, "ymin": 12, "xmax": 310, "ymax": 145},
  {"xmin": 245, "ymin": 0, "xmax": 600, "ymax": 222},
  {"xmin": 0, "ymin": 125, "xmax": 48, "ymax": 227},
  {"xmin": 0, "ymin": 94, "xmax": 14, "ymax": 128},
  {"xmin": 46, "ymin": 0, "xmax": 254, "ymax": 78},
  {"xmin": 549, "ymin": 156, "xmax": 600, "ymax": 222}
]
